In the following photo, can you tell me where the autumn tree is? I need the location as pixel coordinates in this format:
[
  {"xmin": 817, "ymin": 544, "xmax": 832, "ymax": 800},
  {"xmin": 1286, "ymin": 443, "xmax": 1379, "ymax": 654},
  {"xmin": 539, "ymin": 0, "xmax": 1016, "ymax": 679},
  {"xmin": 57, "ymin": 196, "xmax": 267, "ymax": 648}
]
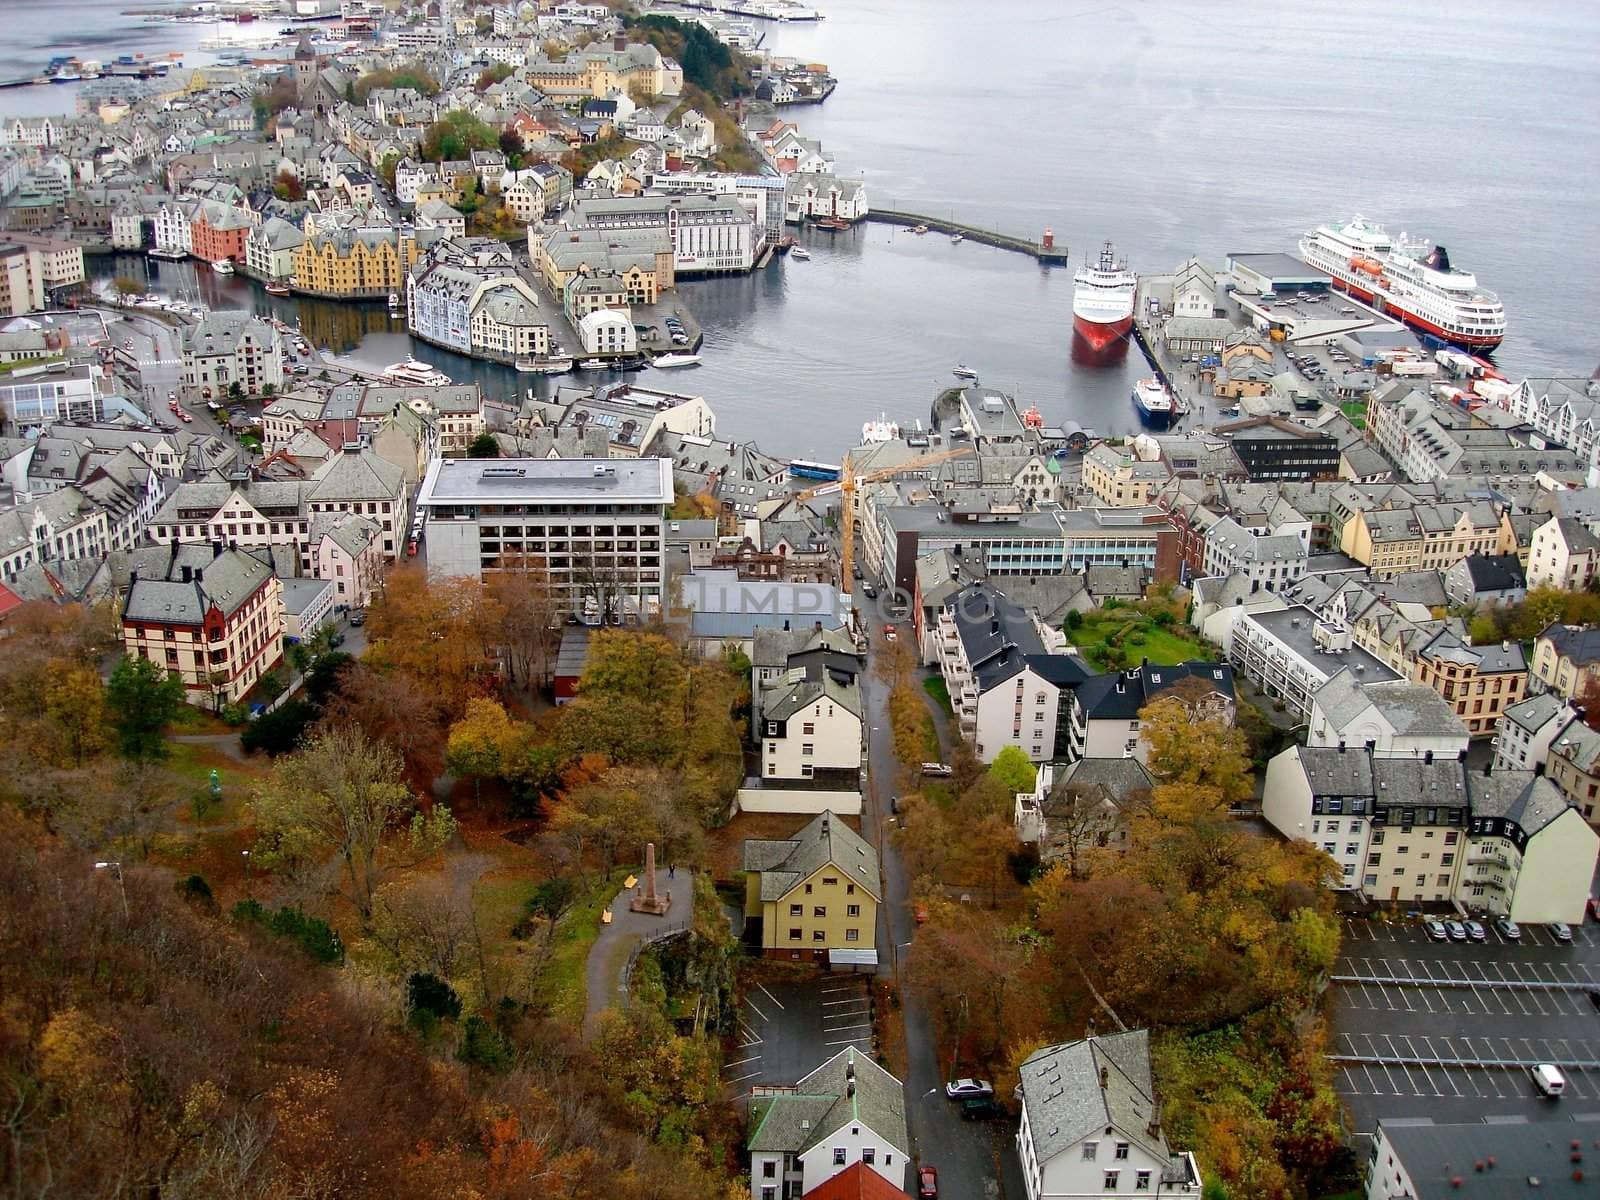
[
  {"xmin": 987, "ymin": 745, "xmax": 1036, "ymax": 796},
  {"xmin": 421, "ymin": 110, "xmax": 499, "ymax": 162},
  {"xmin": 321, "ymin": 661, "xmax": 449, "ymax": 790},
  {"xmin": 445, "ymin": 697, "xmax": 517, "ymax": 801},
  {"xmin": 1141, "ymin": 689, "xmax": 1253, "ymax": 808},
  {"xmin": 251, "ymin": 727, "xmax": 456, "ymax": 927},
  {"xmin": 364, "ymin": 567, "xmax": 500, "ymax": 713},
  {"xmin": 43, "ymin": 665, "xmax": 109, "ymax": 766},
  {"xmin": 106, "ymin": 655, "xmax": 186, "ymax": 762},
  {"xmin": 1039, "ymin": 781, "xmax": 1129, "ymax": 880},
  {"xmin": 549, "ymin": 765, "xmax": 699, "ymax": 880},
  {"xmin": 907, "ymin": 901, "xmax": 1042, "ymax": 1070},
  {"xmin": 486, "ymin": 555, "xmax": 562, "ymax": 688}
]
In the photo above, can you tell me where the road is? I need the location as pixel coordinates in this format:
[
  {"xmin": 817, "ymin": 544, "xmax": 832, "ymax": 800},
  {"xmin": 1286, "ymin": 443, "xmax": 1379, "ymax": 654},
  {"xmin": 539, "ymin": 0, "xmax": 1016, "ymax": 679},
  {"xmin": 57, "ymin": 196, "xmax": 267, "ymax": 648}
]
[{"xmin": 858, "ymin": 583, "xmax": 1012, "ymax": 1198}]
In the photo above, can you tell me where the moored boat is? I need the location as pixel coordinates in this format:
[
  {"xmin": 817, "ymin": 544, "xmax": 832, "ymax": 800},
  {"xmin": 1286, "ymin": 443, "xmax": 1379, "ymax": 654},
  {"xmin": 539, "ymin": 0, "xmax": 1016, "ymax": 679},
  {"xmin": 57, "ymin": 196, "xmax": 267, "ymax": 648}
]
[
  {"xmin": 382, "ymin": 357, "xmax": 451, "ymax": 386},
  {"xmin": 264, "ymin": 280, "xmax": 290, "ymax": 296},
  {"xmin": 1072, "ymin": 240, "xmax": 1136, "ymax": 349},
  {"xmin": 576, "ymin": 358, "xmax": 610, "ymax": 371},
  {"xmin": 1132, "ymin": 377, "xmax": 1175, "ymax": 427},
  {"xmin": 651, "ymin": 352, "xmax": 701, "ymax": 368},
  {"xmin": 211, "ymin": 259, "xmax": 234, "ymax": 275},
  {"xmin": 790, "ymin": 246, "xmax": 812, "ymax": 260}
]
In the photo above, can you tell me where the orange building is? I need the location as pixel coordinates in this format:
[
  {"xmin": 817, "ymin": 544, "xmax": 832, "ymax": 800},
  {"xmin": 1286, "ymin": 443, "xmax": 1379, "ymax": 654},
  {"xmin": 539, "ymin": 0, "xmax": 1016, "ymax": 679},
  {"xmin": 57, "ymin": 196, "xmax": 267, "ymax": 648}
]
[{"xmin": 190, "ymin": 199, "xmax": 252, "ymax": 264}]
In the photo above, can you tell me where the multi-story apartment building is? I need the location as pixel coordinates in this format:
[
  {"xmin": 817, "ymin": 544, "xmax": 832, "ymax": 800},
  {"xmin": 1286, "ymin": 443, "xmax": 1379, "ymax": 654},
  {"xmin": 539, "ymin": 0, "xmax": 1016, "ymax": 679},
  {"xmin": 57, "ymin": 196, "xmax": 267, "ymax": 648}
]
[
  {"xmin": 1082, "ymin": 442, "xmax": 1171, "ymax": 507},
  {"xmin": 1341, "ymin": 500, "xmax": 1502, "ymax": 578},
  {"xmin": 120, "ymin": 542, "xmax": 284, "ymax": 707},
  {"xmin": 0, "ymin": 363, "xmax": 104, "ymax": 427},
  {"xmin": 1200, "ymin": 515, "xmax": 1308, "ymax": 592},
  {"xmin": 0, "ymin": 242, "xmax": 45, "ymax": 316},
  {"xmin": 0, "ymin": 233, "xmax": 84, "ymax": 291},
  {"xmin": 1410, "ymin": 629, "xmax": 1526, "ymax": 738},
  {"xmin": 181, "ymin": 312, "xmax": 284, "ymax": 397},
  {"xmin": 569, "ymin": 193, "xmax": 759, "ymax": 274},
  {"xmin": 741, "ymin": 811, "xmax": 880, "ymax": 962},
  {"xmin": 533, "ymin": 225, "xmax": 673, "ymax": 304},
  {"xmin": 244, "ymin": 217, "xmax": 306, "ymax": 281},
  {"xmin": 417, "ymin": 457, "xmax": 672, "ymax": 620},
  {"xmin": 1228, "ymin": 606, "xmax": 1401, "ymax": 722},
  {"xmin": 147, "ymin": 445, "xmax": 410, "ymax": 561},
  {"xmin": 291, "ymin": 226, "xmax": 421, "ymax": 298},
  {"xmin": 1530, "ymin": 622, "xmax": 1600, "ymax": 701},
  {"xmin": 1492, "ymin": 692, "xmax": 1575, "ymax": 773},
  {"xmin": 152, "ymin": 200, "xmax": 194, "ymax": 256},
  {"xmin": 189, "ymin": 199, "xmax": 253, "ymax": 264},
  {"xmin": 408, "ymin": 236, "xmax": 550, "ymax": 363},
  {"xmin": 1525, "ymin": 514, "xmax": 1600, "ymax": 591}
]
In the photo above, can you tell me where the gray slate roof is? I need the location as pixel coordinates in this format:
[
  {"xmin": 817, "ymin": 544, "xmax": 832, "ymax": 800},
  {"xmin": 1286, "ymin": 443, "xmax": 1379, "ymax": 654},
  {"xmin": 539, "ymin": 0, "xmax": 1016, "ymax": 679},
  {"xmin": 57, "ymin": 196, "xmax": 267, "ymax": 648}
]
[
  {"xmin": 1018, "ymin": 1031, "xmax": 1168, "ymax": 1168},
  {"xmin": 1312, "ymin": 668, "xmax": 1466, "ymax": 738},
  {"xmin": 748, "ymin": 1047, "xmax": 907, "ymax": 1157},
  {"xmin": 742, "ymin": 810, "xmax": 881, "ymax": 902}
]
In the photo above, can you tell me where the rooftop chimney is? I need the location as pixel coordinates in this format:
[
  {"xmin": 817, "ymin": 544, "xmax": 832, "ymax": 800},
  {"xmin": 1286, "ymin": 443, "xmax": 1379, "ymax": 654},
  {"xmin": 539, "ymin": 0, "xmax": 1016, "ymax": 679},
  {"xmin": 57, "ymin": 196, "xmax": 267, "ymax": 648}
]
[{"xmin": 1099, "ymin": 1066, "xmax": 1109, "ymax": 1090}]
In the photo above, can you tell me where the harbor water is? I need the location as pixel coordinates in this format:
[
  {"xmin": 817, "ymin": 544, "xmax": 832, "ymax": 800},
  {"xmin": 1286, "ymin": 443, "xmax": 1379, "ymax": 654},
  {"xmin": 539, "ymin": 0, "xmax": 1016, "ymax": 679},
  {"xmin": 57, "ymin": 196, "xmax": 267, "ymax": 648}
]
[{"xmin": 56, "ymin": 0, "xmax": 1600, "ymax": 458}]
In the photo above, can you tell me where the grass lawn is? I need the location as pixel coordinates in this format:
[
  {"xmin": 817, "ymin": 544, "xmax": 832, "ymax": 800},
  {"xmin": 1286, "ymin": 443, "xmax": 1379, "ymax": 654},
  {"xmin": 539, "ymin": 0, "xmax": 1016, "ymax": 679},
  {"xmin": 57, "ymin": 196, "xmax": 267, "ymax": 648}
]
[
  {"xmin": 542, "ymin": 865, "xmax": 633, "ymax": 1026},
  {"xmin": 1066, "ymin": 609, "xmax": 1210, "ymax": 672},
  {"xmin": 922, "ymin": 675, "xmax": 953, "ymax": 715},
  {"xmin": 1339, "ymin": 400, "xmax": 1367, "ymax": 429}
]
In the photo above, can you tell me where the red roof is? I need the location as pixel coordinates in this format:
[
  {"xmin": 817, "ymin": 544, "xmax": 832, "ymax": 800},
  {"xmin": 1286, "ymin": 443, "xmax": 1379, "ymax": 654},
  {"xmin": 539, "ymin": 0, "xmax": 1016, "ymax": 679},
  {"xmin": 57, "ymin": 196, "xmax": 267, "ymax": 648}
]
[
  {"xmin": 802, "ymin": 1161, "xmax": 907, "ymax": 1200},
  {"xmin": 0, "ymin": 582, "xmax": 22, "ymax": 620}
]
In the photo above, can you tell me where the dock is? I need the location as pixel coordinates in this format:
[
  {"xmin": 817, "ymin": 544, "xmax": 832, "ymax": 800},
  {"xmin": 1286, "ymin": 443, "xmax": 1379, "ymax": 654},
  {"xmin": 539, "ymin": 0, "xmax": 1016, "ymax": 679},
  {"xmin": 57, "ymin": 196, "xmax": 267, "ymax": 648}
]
[{"xmin": 861, "ymin": 209, "xmax": 1070, "ymax": 265}]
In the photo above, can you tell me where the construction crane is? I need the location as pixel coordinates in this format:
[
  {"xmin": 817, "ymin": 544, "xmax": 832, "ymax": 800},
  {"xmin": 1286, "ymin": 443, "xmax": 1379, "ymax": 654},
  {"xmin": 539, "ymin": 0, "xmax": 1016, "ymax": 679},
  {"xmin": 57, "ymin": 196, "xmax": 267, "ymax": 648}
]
[{"xmin": 796, "ymin": 444, "xmax": 974, "ymax": 594}]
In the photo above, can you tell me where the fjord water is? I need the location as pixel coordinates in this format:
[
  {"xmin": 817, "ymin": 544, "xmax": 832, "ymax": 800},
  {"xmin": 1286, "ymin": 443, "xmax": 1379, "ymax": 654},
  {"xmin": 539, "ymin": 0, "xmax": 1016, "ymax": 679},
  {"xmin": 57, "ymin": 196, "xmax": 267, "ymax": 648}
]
[{"xmin": 61, "ymin": 0, "xmax": 1600, "ymax": 457}]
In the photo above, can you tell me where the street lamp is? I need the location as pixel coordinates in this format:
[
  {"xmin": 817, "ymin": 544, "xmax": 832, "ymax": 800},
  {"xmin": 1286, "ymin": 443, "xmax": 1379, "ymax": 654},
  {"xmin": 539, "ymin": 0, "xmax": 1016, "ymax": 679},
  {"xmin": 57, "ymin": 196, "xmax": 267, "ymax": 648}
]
[{"xmin": 93, "ymin": 861, "xmax": 128, "ymax": 918}]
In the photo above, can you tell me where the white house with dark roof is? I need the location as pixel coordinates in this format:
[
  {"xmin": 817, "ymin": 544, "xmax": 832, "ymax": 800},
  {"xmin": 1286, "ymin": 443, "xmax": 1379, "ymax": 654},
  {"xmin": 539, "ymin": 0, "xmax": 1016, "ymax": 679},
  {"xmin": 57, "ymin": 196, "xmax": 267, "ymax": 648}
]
[
  {"xmin": 1014, "ymin": 757, "xmax": 1154, "ymax": 860},
  {"xmin": 1066, "ymin": 661, "xmax": 1236, "ymax": 762},
  {"xmin": 1016, "ymin": 1031, "xmax": 1201, "ymax": 1200},
  {"xmin": 1526, "ymin": 514, "xmax": 1600, "ymax": 591},
  {"xmin": 758, "ymin": 650, "xmax": 863, "ymax": 784},
  {"xmin": 1493, "ymin": 692, "xmax": 1577, "ymax": 773},
  {"xmin": 747, "ymin": 1047, "xmax": 907, "ymax": 1200}
]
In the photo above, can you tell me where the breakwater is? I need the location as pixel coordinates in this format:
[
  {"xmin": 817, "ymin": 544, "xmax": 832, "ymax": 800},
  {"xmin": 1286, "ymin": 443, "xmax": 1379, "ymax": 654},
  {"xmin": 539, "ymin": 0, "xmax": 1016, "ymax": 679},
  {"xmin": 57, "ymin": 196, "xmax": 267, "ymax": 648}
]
[{"xmin": 861, "ymin": 209, "xmax": 1071, "ymax": 264}]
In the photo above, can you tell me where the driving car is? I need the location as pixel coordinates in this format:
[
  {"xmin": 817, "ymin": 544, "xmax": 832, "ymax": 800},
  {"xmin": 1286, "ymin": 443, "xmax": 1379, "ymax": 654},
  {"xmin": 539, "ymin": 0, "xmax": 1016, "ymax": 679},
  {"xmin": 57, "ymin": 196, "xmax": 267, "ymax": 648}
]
[
  {"xmin": 944, "ymin": 1079, "xmax": 994, "ymax": 1100},
  {"xmin": 1494, "ymin": 918, "xmax": 1521, "ymax": 941},
  {"xmin": 1550, "ymin": 921, "xmax": 1573, "ymax": 943},
  {"xmin": 1425, "ymin": 919, "xmax": 1448, "ymax": 941},
  {"xmin": 1444, "ymin": 920, "xmax": 1468, "ymax": 942},
  {"xmin": 917, "ymin": 1165, "xmax": 938, "ymax": 1199},
  {"xmin": 861, "ymin": 581, "xmax": 877, "ymax": 598},
  {"xmin": 1464, "ymin": 920, "xmax": 1486, "ymax": 942}
]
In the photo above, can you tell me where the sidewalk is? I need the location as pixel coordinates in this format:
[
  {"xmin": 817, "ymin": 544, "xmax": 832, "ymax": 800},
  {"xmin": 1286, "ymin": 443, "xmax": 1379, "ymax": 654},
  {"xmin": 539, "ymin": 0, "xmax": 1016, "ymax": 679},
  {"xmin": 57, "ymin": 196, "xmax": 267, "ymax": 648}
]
[{"xmin": 582, "ymin": 867, "xmax": 695, "ymax": 1034}]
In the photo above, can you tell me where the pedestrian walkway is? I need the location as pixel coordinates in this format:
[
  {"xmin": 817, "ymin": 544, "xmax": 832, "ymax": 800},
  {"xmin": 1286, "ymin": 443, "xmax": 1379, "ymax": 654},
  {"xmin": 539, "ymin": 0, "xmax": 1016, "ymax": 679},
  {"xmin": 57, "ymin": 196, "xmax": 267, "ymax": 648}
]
[{"xmin": 582, "ymin": 866, "xmax": 695, "ymax": 1035}]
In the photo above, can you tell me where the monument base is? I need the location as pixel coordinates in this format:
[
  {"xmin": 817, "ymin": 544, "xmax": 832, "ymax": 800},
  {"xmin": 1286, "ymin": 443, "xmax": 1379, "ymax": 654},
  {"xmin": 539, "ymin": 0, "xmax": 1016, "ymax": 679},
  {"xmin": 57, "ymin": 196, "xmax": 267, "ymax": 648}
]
[{"xmin": 629, "ymin": 887, "xmax": 671, "ymax": 916}]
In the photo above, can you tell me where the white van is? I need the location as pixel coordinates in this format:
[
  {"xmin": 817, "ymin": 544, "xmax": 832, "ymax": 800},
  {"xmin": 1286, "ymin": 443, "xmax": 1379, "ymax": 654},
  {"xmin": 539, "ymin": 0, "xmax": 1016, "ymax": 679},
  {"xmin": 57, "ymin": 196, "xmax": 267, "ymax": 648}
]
[{"xmin": 1532, "ymin": 1064, "xmax": 1566, "ymax": 1096}]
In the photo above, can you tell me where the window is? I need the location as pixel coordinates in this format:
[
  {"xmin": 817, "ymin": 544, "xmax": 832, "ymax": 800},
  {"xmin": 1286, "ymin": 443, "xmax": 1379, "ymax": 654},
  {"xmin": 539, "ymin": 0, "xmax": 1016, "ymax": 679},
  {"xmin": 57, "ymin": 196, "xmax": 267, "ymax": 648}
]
[
  {"xmin": 823, "ymin": 877, "xmax": 837, "ymax": 886},
  {"xmin": 833, "ymin": 1149, "xmax": 846, "ymax": 1166},
  {"xmin": 1136, "ymin": 1171, "xmax": 1151, "ymax": 1191},
  {"xmin": 847, "ymin": 904, "xmax": 860, "ymax": 917},
  {"xmin": 805, "ymin": 883, "xmax": 813, "ymax": 895},
  {"xmin": 790, "ymin": 903, "xmax": 802, "ymax": 916},
  {"xmin": 814, "ymin": 906, "xmax": 826, "ymax": 918},
  {"xmin": 802, "ymin": 743, "xmax": 814, "ymax": 757},
  {"xmin": 1083, "ymin": 1142, "xmax": 1098, "ymax": 1162},
  {"xmin": 1364, "ymin": 874, "xmax": 1378, "ymax": 887},
  {"xmin": 1371, "ymin": 830, "xmax": 1384, "ymax": 845},
  {"xmin": 788, "ymin": 928, "xmax": 801, "ymax": 941},
  {"xmin": 846, "ymin": 929, "xmax": 858, "ymax": 942},
  {"xmin": 766, "ymin": 722, "xmax": 778, "ymax": 736},
  {"xmin": 1115, "ymin": 1143, "xmax": 1129, "ymax": 1160},
  {"xmin": 813, "ymin": 930, "xmax": 825, "ymax": 942},
  {"xmin": 802, "ymin": 722, "xmax": 815, "ymax": 735},
  {"xmin": 1327, "ymin": 820, "xmax": 1340, "ymax": 833},
  {"xmin": 1105, "ymin": 1170, "xmax": 1120, "ymax": 1190},
  {"xmin": 862, "ymin": 1148, "xmax": 875, "ymax": 1165},
  {"xmin": 762, "ymin": 1161, "xmax": 776, "ymax": 1179},
  {"xmin": 762, "ymin": 1189, "xmax": 776, "ymax": 1200},
  {"xmin": 1346, "ymin": 843, "xmax": 1359, "ymax": 855}
]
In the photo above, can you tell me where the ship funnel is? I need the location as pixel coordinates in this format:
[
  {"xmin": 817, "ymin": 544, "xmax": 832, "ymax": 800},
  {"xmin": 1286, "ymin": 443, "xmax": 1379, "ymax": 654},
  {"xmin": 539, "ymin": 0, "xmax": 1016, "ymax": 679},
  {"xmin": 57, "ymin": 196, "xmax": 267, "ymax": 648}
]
[{"xmin": 1425, "ymin": 245, "xmax": 1453, "ymax": 272}]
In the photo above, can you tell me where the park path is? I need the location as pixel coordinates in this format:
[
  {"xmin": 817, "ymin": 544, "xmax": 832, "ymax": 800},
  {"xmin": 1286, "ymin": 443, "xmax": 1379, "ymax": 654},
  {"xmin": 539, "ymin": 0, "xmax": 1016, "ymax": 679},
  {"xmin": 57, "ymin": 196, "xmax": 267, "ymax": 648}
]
[
  {"xmin": 582, "ymin": 867, "xmax": 695, "ymax": 1035},
  {"xmin": 171, "ymin": 732, "xmax": 248, "ymax": 763}
]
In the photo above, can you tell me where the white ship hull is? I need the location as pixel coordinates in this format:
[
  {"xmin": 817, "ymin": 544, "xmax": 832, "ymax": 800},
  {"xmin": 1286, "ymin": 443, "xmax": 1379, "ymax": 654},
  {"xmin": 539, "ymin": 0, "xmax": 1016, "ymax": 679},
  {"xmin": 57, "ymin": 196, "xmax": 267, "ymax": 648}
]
[{"xmin": 1298, "ymin": 216, "xmax": 1505, "ymax": 349}]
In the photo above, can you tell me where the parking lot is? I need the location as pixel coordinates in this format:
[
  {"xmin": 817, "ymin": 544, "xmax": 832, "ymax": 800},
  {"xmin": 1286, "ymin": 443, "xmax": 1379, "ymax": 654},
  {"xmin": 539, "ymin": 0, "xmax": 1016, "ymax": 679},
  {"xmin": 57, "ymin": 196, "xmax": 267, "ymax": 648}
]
[
  {"xmin": 722, "ymin": 974, "xmax": 873, "ymax": 1092},
  {"xmin": 1333, "ymin": 917, "xmax": 1600, "ymax": 1130}
]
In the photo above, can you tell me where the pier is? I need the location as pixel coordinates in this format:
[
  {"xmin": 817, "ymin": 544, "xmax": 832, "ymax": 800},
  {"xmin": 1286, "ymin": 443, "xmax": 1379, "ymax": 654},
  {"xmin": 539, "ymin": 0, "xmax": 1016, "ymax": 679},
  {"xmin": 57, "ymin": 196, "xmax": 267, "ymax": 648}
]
[{"xmin": 861, "ymin": 210, "xmax": 1071, "ymax": 264}]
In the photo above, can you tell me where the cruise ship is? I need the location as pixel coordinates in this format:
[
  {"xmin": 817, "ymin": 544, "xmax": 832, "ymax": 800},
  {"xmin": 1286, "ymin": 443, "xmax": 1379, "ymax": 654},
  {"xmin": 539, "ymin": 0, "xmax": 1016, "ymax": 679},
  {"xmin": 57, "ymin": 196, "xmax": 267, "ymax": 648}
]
[
  {"xmin": 1298, "ymin": 216, "xmax": 1505, "ymax": 350},
  {"xmin": 1072, "ymin": 241, "xmax": 1136, "ymax": 349}
]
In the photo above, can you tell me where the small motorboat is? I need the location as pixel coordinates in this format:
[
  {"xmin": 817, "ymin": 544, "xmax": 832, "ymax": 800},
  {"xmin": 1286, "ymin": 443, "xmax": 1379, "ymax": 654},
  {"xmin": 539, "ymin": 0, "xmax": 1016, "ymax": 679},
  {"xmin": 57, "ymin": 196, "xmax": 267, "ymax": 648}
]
[
  {"xmin": 911, "ymin": 224, "xmax": 929, "ymax": 235},
  {"xmin": 577, "ymin": 358, "xmax": 609, "ymax": 371},
  {"xmin": 652, "ymin": 352, "xmax": 702, "ymax": 368},
  {"xmin": 951, "ymin": 233, "xmax": 964, "ymax": 244},
  {"xmin": 264, "ymin": 280, "xmax": 290, "ymax": 296},
  {"xmin": 791, "ymin": 247, "xmax": 812, "ymax": 261},
  {"xmin": 211, "ymin": 259, "xmax": 234, "ymax": 275},
  {"xmin": 952, "ymin": 364, "xmax": 978, "ymax": 381}
]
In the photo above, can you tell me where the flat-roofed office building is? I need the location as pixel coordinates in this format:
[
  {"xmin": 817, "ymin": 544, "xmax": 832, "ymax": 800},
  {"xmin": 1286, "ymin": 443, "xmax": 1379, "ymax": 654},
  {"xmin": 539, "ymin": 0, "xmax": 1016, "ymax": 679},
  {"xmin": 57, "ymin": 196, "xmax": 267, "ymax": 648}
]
[{"xmin": 416, "ymin": 456, "xmax": 673, "ymax": 620}]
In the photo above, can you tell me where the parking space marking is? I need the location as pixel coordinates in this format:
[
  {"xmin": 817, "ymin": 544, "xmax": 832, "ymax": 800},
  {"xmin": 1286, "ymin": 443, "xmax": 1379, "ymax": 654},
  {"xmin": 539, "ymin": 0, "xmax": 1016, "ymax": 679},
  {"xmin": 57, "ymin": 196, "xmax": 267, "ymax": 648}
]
[
  {"xmin": 722, "ymin": 1055, "xmax": 761, "ymax": 1070},
  {"xmin": 745, "ymin": 997, "xmax": 768, "ymax": 1022},
  {"xmin": 756, "ymin": 983, "xmax": 785, "ymax": 1011},
  {"xmin": 725, "ymin": 1070, "xmax": 764, "ymax": 1084},
  {"xmin": 824, "ymin": 1036, "xmax": 873, "ymax": 1047},
  {"xmin": 823, "ymin": 996, "xmax": 867, "ymax": 1006}
]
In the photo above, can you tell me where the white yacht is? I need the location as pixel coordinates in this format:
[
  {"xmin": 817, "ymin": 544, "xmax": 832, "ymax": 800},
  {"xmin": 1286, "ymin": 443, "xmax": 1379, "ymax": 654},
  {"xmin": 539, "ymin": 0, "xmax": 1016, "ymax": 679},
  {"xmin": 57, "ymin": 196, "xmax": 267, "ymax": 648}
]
[{"xmin": 381, "ymin": 358, "xmax": 451, "ymax": 386}]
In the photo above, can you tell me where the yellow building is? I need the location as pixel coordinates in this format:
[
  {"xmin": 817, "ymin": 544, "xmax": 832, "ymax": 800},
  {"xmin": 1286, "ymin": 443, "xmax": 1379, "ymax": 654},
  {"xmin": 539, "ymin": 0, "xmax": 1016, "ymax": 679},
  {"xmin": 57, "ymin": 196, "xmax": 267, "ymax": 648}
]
[
  {"xmin": 291, "ymin": 227, "xmax": 419, "ymax": 298},
  {"xmin": 1082, "ymin": 442, "xmax": 1170, "ymax": 507},
  {"xmin": 742, "ymin": 811, "xmax": 881, "ymax": 963}
]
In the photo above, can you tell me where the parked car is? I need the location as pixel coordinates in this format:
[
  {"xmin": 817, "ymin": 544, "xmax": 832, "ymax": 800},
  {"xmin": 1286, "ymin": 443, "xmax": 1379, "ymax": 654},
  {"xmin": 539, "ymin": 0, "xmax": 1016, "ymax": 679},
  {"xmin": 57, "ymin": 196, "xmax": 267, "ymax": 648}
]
[
  {"xmin": 917, "ymin": 1165, "xmax": 938, "ymax": 1199},
  {"xmin": 1550, "ymin": 922, "xmax": 1574, "ymax": 943},
  {"xmin": 1464, "ymin": 920, "xmax": 1487, "ymax": 942},
  {"xmin": 328, "ymin": 632, "xmax": 346, "ymax": 648},
  {"xmin": 881, "ymin": 624, "xmax": 897, "ymax": 642},
  {"xmin": 406, "ymin": 537, "xmax": 418, "ymax": 557},
  {"xmin": 1532, "ymin": 1063, "xmax": 1566, "ymax": 1096},
  {"xmin": 861, "ymin": 581, "xmax": 877, "ymax": 598},
  {"xmin": 348, "ymin": 609, "xmax": 366, "ymax": 627},
  {"xmin": 1444, "ymin": 920, "xmax": 1468, "ymax": 942},
  {"xmin": 944, "ymin": 1079, "xmax": 994, "ymax": 1100},
  {"xmin": 921, "ymin": 762, "xmax": 953, "ymax": 777},
  {"xmin": 960, "ymin": 1097, "xmax": 1004, "ymax": 1121},
  {"xmin": 889, "ymin": 795, "xmax": 900, "ymax": 815},
  {"xmin": 1425, "ymin": 920, "xmax": 1448, "ymax": 941},
  {"xmin": 1494, "ymin": 918, "xmax": 1522, "ymax": 941}
]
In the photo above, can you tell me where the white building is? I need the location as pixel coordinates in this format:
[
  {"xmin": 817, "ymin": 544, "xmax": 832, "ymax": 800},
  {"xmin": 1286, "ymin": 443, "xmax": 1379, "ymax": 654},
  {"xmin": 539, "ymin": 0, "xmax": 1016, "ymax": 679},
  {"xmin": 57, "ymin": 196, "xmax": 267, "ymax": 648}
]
[
  {"xmin": 1525, "ymin": 514, "xmax": 1600, "ymax": 591},
  {"xmin": 569, "ymin": 193, "xmax": 759, "ymax": 274},
  {"xmin": 181, "ymin": 311, "xmax": 284, "ymax": 397},
  {"xmin": 1016, "ymin": 1032, "xmax": 1201, "ymax": 1200},
  {"xmin": 747, "ymin": 1048, "xmax": 908, "ymax": 1200},
  {"xmin": 0, "ymin": 363, "xmax": 105, "ymax": 428},
  {"xmin": 1367, "ymin": 1120, "xmax": 1599, "ymax": 1200},
  {"xmin": 758, "ymin": 665, "xmax": 862, "ymax": 783},
  {"xmin": 1492, "ymin": 692, "xmax": 1577, "ymax": 773},
  {"xmin": 1228, "ymin": 605, "xmax": 1401, "ymax": 722},
  {"xmin": 1306, "ymin": 668, "xmax": 1470, "ymax": 758},
  {"xmin": 576, "ymin": 307, "xmax": 636, "ymax": 355},
  {"xmin": 416, "ymin": 457, "xmax": 672, "ymax": 620},
  {"xmin": 1200, "ymin": 515, "xmax": 1308, "ymax": 594},
  {"xmin": 153, "ymin": 201, "xmax": 193, "ymax": 256},
  {"xmin": 1065, "ymin": 661, "xmax": 1237, "ymax": 763}
]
